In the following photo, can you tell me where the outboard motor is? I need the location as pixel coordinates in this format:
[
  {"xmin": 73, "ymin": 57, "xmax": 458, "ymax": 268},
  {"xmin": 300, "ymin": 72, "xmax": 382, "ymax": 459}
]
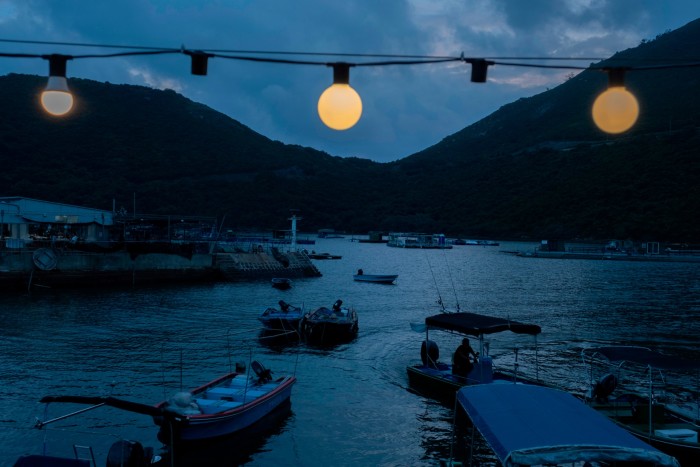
[
  {"xmin": 420, "ymin": 340, "xmax": 439, "ymax": 369},
  {"xmin": 252, "ymin": 360, "xmax": 272, "ymax": 383},
  {"xmin": 106, "ymin": 440, "xmax": 154, "ymax": 467},
  {"xmin": 592, "ymin": 373, "xmax": 618, "ymax": 402}
]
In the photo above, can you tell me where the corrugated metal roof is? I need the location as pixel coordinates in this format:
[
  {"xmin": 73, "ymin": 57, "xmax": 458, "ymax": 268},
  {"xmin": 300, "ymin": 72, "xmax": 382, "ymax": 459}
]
[{"xmin": 0, "ymin": 197, "xmax": 113, "ymax": 225}]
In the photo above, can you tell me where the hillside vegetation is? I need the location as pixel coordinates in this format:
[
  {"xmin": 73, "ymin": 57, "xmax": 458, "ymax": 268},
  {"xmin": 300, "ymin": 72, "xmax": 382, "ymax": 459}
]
[{"xmin": 1, "ymin": 19, "xmax": 700, "ymax": 241}]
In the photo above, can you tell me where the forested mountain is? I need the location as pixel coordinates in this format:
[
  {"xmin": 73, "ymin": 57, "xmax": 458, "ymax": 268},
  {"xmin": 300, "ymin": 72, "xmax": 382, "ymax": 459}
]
[{"xmin": 2, "ymin": 19, "xmax": 700, "ymax": 241}]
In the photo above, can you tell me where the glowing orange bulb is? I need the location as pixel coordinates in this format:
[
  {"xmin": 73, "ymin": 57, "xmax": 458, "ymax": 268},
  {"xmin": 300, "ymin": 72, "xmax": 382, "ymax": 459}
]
[
  {"xmin": 317, "ymin": 83, "xmax": 363, "ymax": 130},
  {"xmin": 592, "ymin": 87, "xmax": 639, "ymax": 134}
]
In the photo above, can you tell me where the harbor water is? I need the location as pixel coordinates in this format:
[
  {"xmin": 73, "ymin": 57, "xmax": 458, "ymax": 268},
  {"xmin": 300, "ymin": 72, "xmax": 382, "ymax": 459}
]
[{"xmin": 1, "ymin": 239, "xmax": 699, "ymax": 466}]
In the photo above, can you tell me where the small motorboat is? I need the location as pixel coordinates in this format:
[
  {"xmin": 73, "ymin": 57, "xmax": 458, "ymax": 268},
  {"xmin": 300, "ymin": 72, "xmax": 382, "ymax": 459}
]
[
  {"xmin": 406, "ymin": 312, "xmax": 544, "ymax": 405},
  {"xmin": 153, "ymin": 361, "xmax": 296, "ymax": 443},
  {"xmin": 271, "ymin": 277, "xmax": 292, "ymax": 289},
  {"xmin": 39, "ymin": 360, "xmax": 296, "ymax": 444},
  {"xmin": 258, "ymin": 300, "xmax": 304, "ymax": 332},
  {"xmin": 353, "ymin": 270, "xmax": 398, "ymax": 284},
  {"xmin": 301, "ymin": 299, "xmax": 358, "ymax": 344},
  {"xmin": 307, "ymin": 252, "xmax": 342, "ymax": 260}
]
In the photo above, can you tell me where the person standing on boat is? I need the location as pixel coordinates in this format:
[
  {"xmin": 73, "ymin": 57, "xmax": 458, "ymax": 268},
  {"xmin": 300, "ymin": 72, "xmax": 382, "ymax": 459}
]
[{"xmin": 453, "ymin": 338, "xmax": 478, "ymax": 377}]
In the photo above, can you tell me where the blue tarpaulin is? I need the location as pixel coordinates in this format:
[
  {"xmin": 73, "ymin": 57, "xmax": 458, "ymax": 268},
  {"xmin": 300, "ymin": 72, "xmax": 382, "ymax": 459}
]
[{"xmin": 456, "ymin": 384, "xmax": 679, "ymax": 466}]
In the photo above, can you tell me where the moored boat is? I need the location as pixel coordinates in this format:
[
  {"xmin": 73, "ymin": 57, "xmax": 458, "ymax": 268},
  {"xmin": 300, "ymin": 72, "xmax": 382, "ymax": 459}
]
[
  {"xmin": 580, "ymin": 346, "xmax": 700, "ymax": 465},
  {"xmin": 352, "ymin": 270, "xmax": 398, "ymax": 284},
  {"xmin": 153, "ymin": 361, "xmax": 296, "ymax": 443},
  {"xmin": 386, "ymin": 232, "xmax": 452, "ymax": 249},
  {"xmin": 258, "ymin": 300, "xmax": 304, "ymax": 333},
  {"xmin": 271, "ymin": 277, "xmax": 292, "ymax": 289},
  {"xmin": 406, "ymin": 312, "xmax": 544, "ymax": 405},
  {"xmin": 301, "ymin": 300, "xmax": 358, "ymax": 344},
  {"xmin": 39, "ymin": 360, "xmax": 295, "ymax": 444},
  {"xmin": 306, "ymin": 251, "xmax": 342, "ymax": 260},
  {"xmin": 451, "ymin": 383, "xmax": 680, "ymax": 466},
  {"xmin": 454, "ymin": 239, "xmax": 500, "ymax": 246}
]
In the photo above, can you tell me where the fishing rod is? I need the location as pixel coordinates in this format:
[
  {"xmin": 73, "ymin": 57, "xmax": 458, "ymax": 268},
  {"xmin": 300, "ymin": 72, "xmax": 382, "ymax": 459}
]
[
  {"xmin": 442, "ymin": 248, "xmax": 460, "ymax": 312},
  {"xmin": 424, "ymin": 251, "xmax": 446, "ymax": 313}
]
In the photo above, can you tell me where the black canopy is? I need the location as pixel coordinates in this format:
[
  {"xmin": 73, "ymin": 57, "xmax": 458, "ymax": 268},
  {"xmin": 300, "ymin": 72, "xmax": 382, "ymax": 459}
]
[
  {"xmin": 585, "ymin": 346, "xmax": 700, "ymax": 371},
  {"xmin": 425, "ymin": 312, "xmax": 541, "ymax": 337}
]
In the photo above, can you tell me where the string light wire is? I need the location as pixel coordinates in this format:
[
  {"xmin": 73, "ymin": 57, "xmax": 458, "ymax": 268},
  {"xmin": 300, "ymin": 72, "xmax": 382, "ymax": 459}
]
[
  {"xmin": 2, "ymin": 38, "xmax": 700, "ymax": 131},
  {"xmin": 3, "ymin": 37, "xmax": 700, "ymax": 70}
]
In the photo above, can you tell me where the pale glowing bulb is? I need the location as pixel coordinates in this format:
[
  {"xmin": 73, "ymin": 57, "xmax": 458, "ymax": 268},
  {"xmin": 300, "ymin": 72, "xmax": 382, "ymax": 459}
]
[
  {"xmin": 592, "ymin": 87, "xmax": 639, "ymax": 134},
  {"xmin": 317, "ymin": 63, "xmax": 362, "ymax": 130},
  {"xmin": 41, "ymin": 77, "xmax": 74, "ymax": 116}
]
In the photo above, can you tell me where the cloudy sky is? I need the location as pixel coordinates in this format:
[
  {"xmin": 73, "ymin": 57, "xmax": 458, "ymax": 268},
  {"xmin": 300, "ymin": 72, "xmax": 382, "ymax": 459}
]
[{"xmin": 1, "ymin": 1, "xmax": 699, "ymax": 162}]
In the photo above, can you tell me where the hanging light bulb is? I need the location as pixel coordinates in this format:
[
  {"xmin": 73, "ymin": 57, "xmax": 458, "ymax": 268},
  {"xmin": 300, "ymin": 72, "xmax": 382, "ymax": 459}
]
[
  {"xmin": 465, "ymin": 58, "xmax": 494, "ymax": 83},
  {"xmin": 317, "ymin": 63, "xmax": 362, "ymax": 130},
  {"xmin": 592, "ymin": 68, "xmax": 639, "ymax": 134},
  {"xmin": 41, "ymin": 54, "xmax": 74, "ymax": 116},
  {"xmin": 186, "ymin": 50, "xmax": 213, "ymax": 76}
]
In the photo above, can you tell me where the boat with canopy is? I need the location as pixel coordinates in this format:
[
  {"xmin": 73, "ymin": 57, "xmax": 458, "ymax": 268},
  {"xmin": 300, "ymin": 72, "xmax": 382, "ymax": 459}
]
[
  {"xmin": 452, "ymin": 383, "xmax": 680, "ymax": 466},
  {"xmin": 406, "ymin": 312, "xmax": 543, "ymax": 404}
]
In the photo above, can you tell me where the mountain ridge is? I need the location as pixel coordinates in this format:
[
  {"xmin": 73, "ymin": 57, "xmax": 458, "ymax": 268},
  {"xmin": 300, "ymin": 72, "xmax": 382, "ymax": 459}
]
[{"xmin": 1, "ymin": 19, "xmax": 700, "ymax": 241}]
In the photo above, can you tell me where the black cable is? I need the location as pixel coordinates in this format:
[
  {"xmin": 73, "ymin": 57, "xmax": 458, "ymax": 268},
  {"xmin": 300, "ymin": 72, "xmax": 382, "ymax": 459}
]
[{"xmin": 2, "ymin": 37, "xmax": 700, "ymax": 72}]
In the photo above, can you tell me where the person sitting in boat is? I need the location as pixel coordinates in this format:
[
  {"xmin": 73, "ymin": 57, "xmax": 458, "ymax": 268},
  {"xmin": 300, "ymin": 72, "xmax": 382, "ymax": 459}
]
[
  {"xmin": 278, "ymin": 300, "xmax": 290, "ymax": 312},
  {"xmin": 452, "ymin": 338, "xmax": 478, "ymax": 378},
  {"xmin": 357, "ymin": 268, "xmax": 363, "ymax": 275},
  {"xmin": 332, "ymin": 299, "xmax": 343, "ymax": 313}
]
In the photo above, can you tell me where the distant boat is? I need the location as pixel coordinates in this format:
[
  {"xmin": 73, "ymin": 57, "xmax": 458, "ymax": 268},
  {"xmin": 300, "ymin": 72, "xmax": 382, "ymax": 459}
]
[
  {"xmin": 386, "ymin": 232, "xmax": 452, "ymax": 249},
  {"xmin": 454, "ymin": 239, "xmax": 500, "ymax": 246},
  {"xmin": 353, "ymin": 273, "xmax": 398, "ymax": 284},
  {"xmin": 317, "ymin": 229, "xmax": 345, "ymax": 239},
  {"xmin": 306, "ymin": 252, "xmax": 342, "ymax": 260},
  {"xmin": 271, "ymin": 277, "xmax": 292, "ymax": 289}
]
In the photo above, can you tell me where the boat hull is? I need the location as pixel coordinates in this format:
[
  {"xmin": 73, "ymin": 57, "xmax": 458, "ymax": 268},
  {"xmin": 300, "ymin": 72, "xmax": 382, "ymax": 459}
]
[
  {"xmin": 302, "ymin": 321, "xmax": 358, "ymax": 344},
  {"xmin": 271, "ymin": 278, "xmax": 292, "ymax": 289},
  {"xmin": 156, "ymin": 374, "xmax": 296, "ymax": 443},
  {"xmin": 258, "ymin": 316, "xmax": 302, "ymax": 332},
  {"xmin": 301, "ymin": 306, "xmax": 358, "ymax": 344},
  {"xmin": 407, "ymin": 360, "xmax": 545, "ymax": 406},
  {"xmin": 353, "ymin": 274, "xmax": 397, "ymax": 284},
  {"xmin": 258, "ymin": 305, "xmax": 304, "ymax": 333}
]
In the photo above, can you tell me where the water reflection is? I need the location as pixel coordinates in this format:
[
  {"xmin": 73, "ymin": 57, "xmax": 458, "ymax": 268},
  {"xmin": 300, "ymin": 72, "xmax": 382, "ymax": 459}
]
[{"xmin": 2, "ymin": 240, "xmax": 699, "ymax": 465}]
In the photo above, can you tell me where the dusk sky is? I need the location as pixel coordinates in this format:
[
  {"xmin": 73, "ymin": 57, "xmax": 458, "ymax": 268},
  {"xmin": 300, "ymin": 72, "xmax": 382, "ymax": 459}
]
[{"xmin": 1, "ymin": 1, "xmax": 699, "ymax": 163}]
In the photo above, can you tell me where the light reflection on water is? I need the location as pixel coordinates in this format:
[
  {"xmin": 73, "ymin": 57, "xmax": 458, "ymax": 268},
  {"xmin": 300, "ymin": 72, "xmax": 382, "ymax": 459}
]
[{"xmin": 0, "ymin": 239, "xmax": 698, "ymax": 465}]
